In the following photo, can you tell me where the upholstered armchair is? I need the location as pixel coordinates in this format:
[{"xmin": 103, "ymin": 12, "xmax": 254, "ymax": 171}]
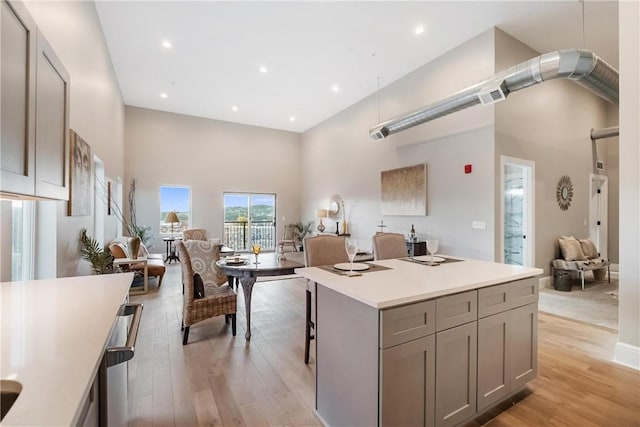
[
  {"xmin": 302, "ymin": 235, "xmax": 349, "ymax": 364},
  {"xmin": 176, "ymin": 240, "xmax": 237, "ymax": 344},
  {"xmin": 108, "ymin": 240, "xmax": 166, "ymax": 287},
  {"xmin": 373, "ymin": 232, "xmax": 409, "ymax": 260},
  {"xmin": 182, "ymin": 228, "xmax": 208, "ymax": 241}
]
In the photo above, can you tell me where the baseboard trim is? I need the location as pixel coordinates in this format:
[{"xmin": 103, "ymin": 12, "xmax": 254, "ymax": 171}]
[
  {"xmin": 614, "ymin": 342, "xmax": 640, "ymax": 370},
  {"xmin": 539, "ymin": 276, "xmax": 552, "ymax": 289},
  {"xmin": 611, "ymin": 263, "xmax": 619, "ymax": 272}
]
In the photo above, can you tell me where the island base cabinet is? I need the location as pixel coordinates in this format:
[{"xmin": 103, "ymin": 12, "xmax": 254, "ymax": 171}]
[
  {"xmin": 380, "ymin": 335, "xmax": 435, "ymax": 427},
  {"xmin": 509, "ymin": 304, "xmax": 538, "ymax": 390},
  {"xmin": 477, "ymin": 303, "xmax": 538, "ymax": 412},
  {"xmin": 477, "ymin": 311, "xmax": 511, "ymax": 411},
  {"xmin": 435, "ymin": 322, "xmax": 477, "ymax": 427}
]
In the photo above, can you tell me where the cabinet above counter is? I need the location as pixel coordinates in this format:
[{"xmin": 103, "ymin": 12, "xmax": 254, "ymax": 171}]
[
  {"xmin": 0, "ymin": 273, "xmax": 134, "ymax": 426},
  {"xmin": 1, "ymin": 0, "xmax": 70, "ymax": 201}
]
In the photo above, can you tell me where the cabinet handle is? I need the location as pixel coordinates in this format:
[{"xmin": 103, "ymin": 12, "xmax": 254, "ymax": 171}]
[{"xmin": 105, "ymin": 303, "xmax": 143, "ymax": 367}]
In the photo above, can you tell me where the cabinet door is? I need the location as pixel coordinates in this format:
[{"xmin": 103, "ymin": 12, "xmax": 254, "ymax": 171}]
[
  {"xmin": 509, "ymin": 303, "xmax": 537, "ymax": 390},
  {"xmin": 1, "ymin": 0, "xmax": 36, "ymax": 195},
  {"xmin": 477, "ymin": 310, "xmax": 511, "ymax": 411},
  {"xmin": 435, "ymin": 322, "xmax": 477, "ymax": 427},
  {"xmin": 34, "ymin": 30, "xmax": 69, "ymax": 200},
  {"xmin": 380, "ymin": 335, "xmax": 435, "ymax": 427}
]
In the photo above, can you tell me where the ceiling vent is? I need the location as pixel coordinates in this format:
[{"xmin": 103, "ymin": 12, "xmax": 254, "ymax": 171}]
[
  {"xmin": 477, "ymin": 81, "xmax": 509, "ymax": 105},
  {"xmin": 370, "ymin": 49, "xmax": 619, "ymax": 140}
]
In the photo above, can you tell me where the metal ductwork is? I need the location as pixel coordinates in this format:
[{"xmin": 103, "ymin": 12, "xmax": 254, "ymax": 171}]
[
  {"xmin": 370, "ymin": 49, "xmax": 619, "ymax": 140},
  {"xmin": 591, "ymin": 125, "xmax": 619, "ymax": 140}
]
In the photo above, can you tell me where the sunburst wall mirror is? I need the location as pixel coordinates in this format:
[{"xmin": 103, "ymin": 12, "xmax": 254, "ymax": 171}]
[{"xmin": 556, "ymin": 175, "xmax": 574, "ymax": 211}]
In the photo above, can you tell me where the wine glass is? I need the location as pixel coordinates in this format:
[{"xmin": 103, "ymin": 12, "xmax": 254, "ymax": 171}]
[
  {"xmin": 426, "ymin": 239, "xmax": 439, "ymax": 266},
  {"xmin": 252, "ymin": 244, "xmax": 261, "ymax": 265},
  {"xmin": 345, "ymin": 238, "xmax": 358, "ymax": 275}
]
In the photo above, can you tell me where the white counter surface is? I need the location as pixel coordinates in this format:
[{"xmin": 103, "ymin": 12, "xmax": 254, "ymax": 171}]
[
  {"xmin": 295, "ymin": 256, "xmax": 542, "ymax": 309},
  {"xmin": 1, "ymin": 273, "xmax": 134, "ymax": 426}
]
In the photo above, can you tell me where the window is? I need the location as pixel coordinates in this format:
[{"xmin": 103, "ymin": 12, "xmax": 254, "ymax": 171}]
[
  {"xmin": 11, "ymin": 200, "xmax": 34, "ymax": 281},
  {"xmin": 223, "ymin": 193, "xmax": 276, "ymax": 251},
  {"xmin": 160, "ymin": 185, "xmax": 191, "ymax": 235}
]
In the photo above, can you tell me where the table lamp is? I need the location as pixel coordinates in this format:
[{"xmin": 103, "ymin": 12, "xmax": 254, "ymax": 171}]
[
  {"xmin": 316, "ymin": 209, "xmax": 328, "ymax": 232},
  {"xmin": 165, "ymin": 211, "xmax": 180, "ymax": 238}
]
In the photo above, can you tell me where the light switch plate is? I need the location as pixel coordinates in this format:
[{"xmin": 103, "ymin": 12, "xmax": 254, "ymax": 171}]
[{"xmin": 472, "ymin": 221, "xmax": 486, "ymax": 229}]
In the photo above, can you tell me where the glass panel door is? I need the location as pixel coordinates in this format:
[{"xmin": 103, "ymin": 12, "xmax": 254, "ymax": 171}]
[
  {"xmin": 504, "ymin": 164, "xmax": 525, "ymax": 266},
  {"xmin": 501, "ymin": 156, "xmax": 534, "ymax": 267},
  {"xmin": 224, "ymin": 193, "xmax": 276, "ymax": 251}
]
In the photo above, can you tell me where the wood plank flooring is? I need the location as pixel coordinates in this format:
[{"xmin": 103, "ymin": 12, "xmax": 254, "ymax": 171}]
[{"xmin": 129, "ymin": 263, "xmax": 640, "ymax": 426}]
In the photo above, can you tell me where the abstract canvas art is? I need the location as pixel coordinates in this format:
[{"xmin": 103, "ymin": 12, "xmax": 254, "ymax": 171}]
[
  {"xmin": 381, "ymin": 163, "xmax": 427, "ymax": 216},
  {"xmin": 68, "ymin": 130, "xmax": 92, "ymax": 216}
]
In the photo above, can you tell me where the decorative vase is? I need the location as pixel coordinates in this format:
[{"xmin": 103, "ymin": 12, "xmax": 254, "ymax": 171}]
[
  {"xmin": 128, "ymin": 236, "xmax": 141, "ymax": 260},
  {"xmin": 342, "ymin": 220, "xmax": 348, "ymax": 235}
]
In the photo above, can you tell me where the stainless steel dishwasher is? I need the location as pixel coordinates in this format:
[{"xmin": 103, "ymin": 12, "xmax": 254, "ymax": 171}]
[{"xmin": 99, "ymin": 302, "xmax": 143, "ymax": 427}]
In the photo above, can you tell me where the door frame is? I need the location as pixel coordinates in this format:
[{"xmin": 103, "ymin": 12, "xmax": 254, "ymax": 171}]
[
  {"xmin": 499, "ymin": 156, "xmax": 535, "ymax": 267},
  {"xmin": 589, "ymin": 174, "xmax": 608, "ymax": 259}
]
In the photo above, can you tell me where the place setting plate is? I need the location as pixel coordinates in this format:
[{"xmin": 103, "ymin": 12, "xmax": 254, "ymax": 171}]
[
  {"xmin": 224, "ymin": 256, "xmax": 247, "ymax": 265},
  {"xmin": 333, "ymin": 262, "xmax": 370, "ymax": 271},
  {"xmin": 413, "ymin": 256, "xmax": 446, "ymax": 263}
]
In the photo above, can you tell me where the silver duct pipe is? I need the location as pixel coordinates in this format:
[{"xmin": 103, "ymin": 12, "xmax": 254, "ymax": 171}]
[
  {"xmin": 591, "ymin": 125, "xmax": 619, "ymax": 140},
  {"xmin": 370, "ymin": 49, "xmax": 619, "ymax": 140}
]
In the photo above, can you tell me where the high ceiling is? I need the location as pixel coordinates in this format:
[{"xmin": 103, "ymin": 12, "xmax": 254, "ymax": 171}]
[{"xmin": 95, "ymin": 1, "xmax": 618, "ymax": 133}]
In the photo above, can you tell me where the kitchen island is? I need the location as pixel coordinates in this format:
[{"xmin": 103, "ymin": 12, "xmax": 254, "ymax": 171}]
[
  {"xmin": 1, "ymin": 273, "xmax": 134, "ymax": 426},
  {"xmin": 296, "ymin": 256, "xmax": 542, "ymax": 427}
]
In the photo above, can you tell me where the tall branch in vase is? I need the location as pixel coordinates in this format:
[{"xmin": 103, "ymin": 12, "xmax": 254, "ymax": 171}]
[
  {"xmin": 94, "ymin": 177, "xmax": 153, "ymax": 247},
  {"xmin": 128, "ymin": 178, "xmax": 152, "ymax": 246}
]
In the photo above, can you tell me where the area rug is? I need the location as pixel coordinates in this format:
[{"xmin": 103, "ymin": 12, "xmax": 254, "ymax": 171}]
[{"xmin": 538, "ymin": 279, "xmax": 618, "ymax": 330}]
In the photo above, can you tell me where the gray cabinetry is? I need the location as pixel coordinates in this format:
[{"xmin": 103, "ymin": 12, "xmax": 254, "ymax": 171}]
[
  {"xmin": 0, "ymin": 0, "xmax": 69, "ymax": 200},
  {"xmin": 477, "ymin": 278, "xmax": 538, "ymax": 412},
  {"xmin": 477, "ymin": 310, "xmax": 510, "ymax": 410},
  {"xmin": 435, "ymin": 321, "xmax": 477, "ymax": 427},
  {"xmin": 1, "ymin": 0, "xmax": 36, "ymax": 195},
  {"xmin": 380, "ymin": 335, "xmax": 435, "ymax": 427},
  {"xmin": 34, "ymin": 30, "xmax": 69, "ymax": 200}
]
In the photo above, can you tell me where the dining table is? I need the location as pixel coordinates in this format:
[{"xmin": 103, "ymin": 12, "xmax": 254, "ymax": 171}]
[{"xmin": 216, "ymin": 252, "xmax": 304, "ymax": 340}]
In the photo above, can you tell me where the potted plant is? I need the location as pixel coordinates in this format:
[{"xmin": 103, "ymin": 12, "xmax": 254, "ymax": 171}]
[
  {"xmin": 293, "ymin": 220, "xmax": 314, "ymax": 251},
  {"xmin": 79, "ymin": 228, "xmax": 113, "ymax": 274}
]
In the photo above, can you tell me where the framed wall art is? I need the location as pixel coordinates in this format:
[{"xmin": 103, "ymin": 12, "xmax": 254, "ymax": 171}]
[
  {"xmin": 68, "ymin": 129, "xmax": 92, "ymax": 216},
  {"xmin": 381, "ymin": 163, "xmax": 427, "ymax": 216}
]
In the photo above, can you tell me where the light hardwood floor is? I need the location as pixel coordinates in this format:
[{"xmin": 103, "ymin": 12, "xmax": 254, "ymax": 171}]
[{"xmin": 129, "ymin": 263, "xmax": 640, "ymax": 427}]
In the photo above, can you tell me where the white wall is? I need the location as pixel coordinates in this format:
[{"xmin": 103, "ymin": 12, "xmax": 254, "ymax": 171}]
[
  {"xmin": 616, "ymin": 0, "xmax": 640, "ymax": 369},
  {"xmin": 23, "ymin": 1, "xmax": 125, "ymax": 277},
  {"xmin": 493, "ymin": 29, "xmax": 613, "ymax": 274},
  {"xmin": 300, "ymin": 29, "xmax": 496, "ymax": 256},
  {"xmin": 124, "ymin": 107, "xmax": 302, "ymax": 251}
]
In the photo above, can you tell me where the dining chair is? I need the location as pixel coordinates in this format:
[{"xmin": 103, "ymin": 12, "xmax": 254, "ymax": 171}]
[
  {"xmin": 176, "ymin": 240, "xmax": 237, "ymax": 344},
  {"xmin": 182, "ymin": 228, "xmax": 208, "ymax": 241},
  {"xmin": 278, "ymin": 224, "xmax": 298, "ymax": 253},
  {"xmin": 302, "ymin": 235, "xmax": 348, "ymax": 364},
  {"xmin": 372, "ymin": 232, "xmax": 409, "ymax": 260}
]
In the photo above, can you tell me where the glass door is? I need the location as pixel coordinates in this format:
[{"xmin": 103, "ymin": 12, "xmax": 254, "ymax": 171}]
[
  {"xmin": 501, "ymin": 156, "xmax": 534, "ymax": 267},
  {"xmin": 223, "ymin": 193, "xmax": 276, "ymax": 251}
]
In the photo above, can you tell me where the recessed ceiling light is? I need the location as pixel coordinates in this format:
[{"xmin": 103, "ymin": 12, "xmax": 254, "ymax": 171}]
[
  {"xmin": 259, "ymin": 66, "xmax": 268, "ymax": 73},
  {"xmin": 232, "ymin": 106, "xmax": 238, "ymax": 112},
  {"xmin": 160, "ymin": 92, "xmax": 168, "ymax": 98},
  {"xmin": 161, "ymin": 40, "xmax": 172, "ymax": 48},
  {"xmin": 289, "ymin": 116, "xmax": 296, "ymax": 122},
  {"xmin": 331, "ymin": 85, "xmax": 340, "ymax": 93},
  {"xmin": 414, "ymin": 25, "xmax": 425, "ymax": 35}
]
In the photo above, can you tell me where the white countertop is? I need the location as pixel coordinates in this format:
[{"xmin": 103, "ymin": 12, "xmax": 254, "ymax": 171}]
[
  {"xmin": 295, "ymin": 256, "xmax": 543, "ymax": 309},
  {"xmin": 1, "ymin": 273, "xmax": 134, "ymax": 426}
]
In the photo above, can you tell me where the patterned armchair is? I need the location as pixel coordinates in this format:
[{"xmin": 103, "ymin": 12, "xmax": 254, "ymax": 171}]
[
  {"xmin": 176, "ymin": 240, "xmax": 237, "ymax": 344},
  {"xmin": 182, "ymin": 228, "xmax": 208, "ymax": 241}
]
